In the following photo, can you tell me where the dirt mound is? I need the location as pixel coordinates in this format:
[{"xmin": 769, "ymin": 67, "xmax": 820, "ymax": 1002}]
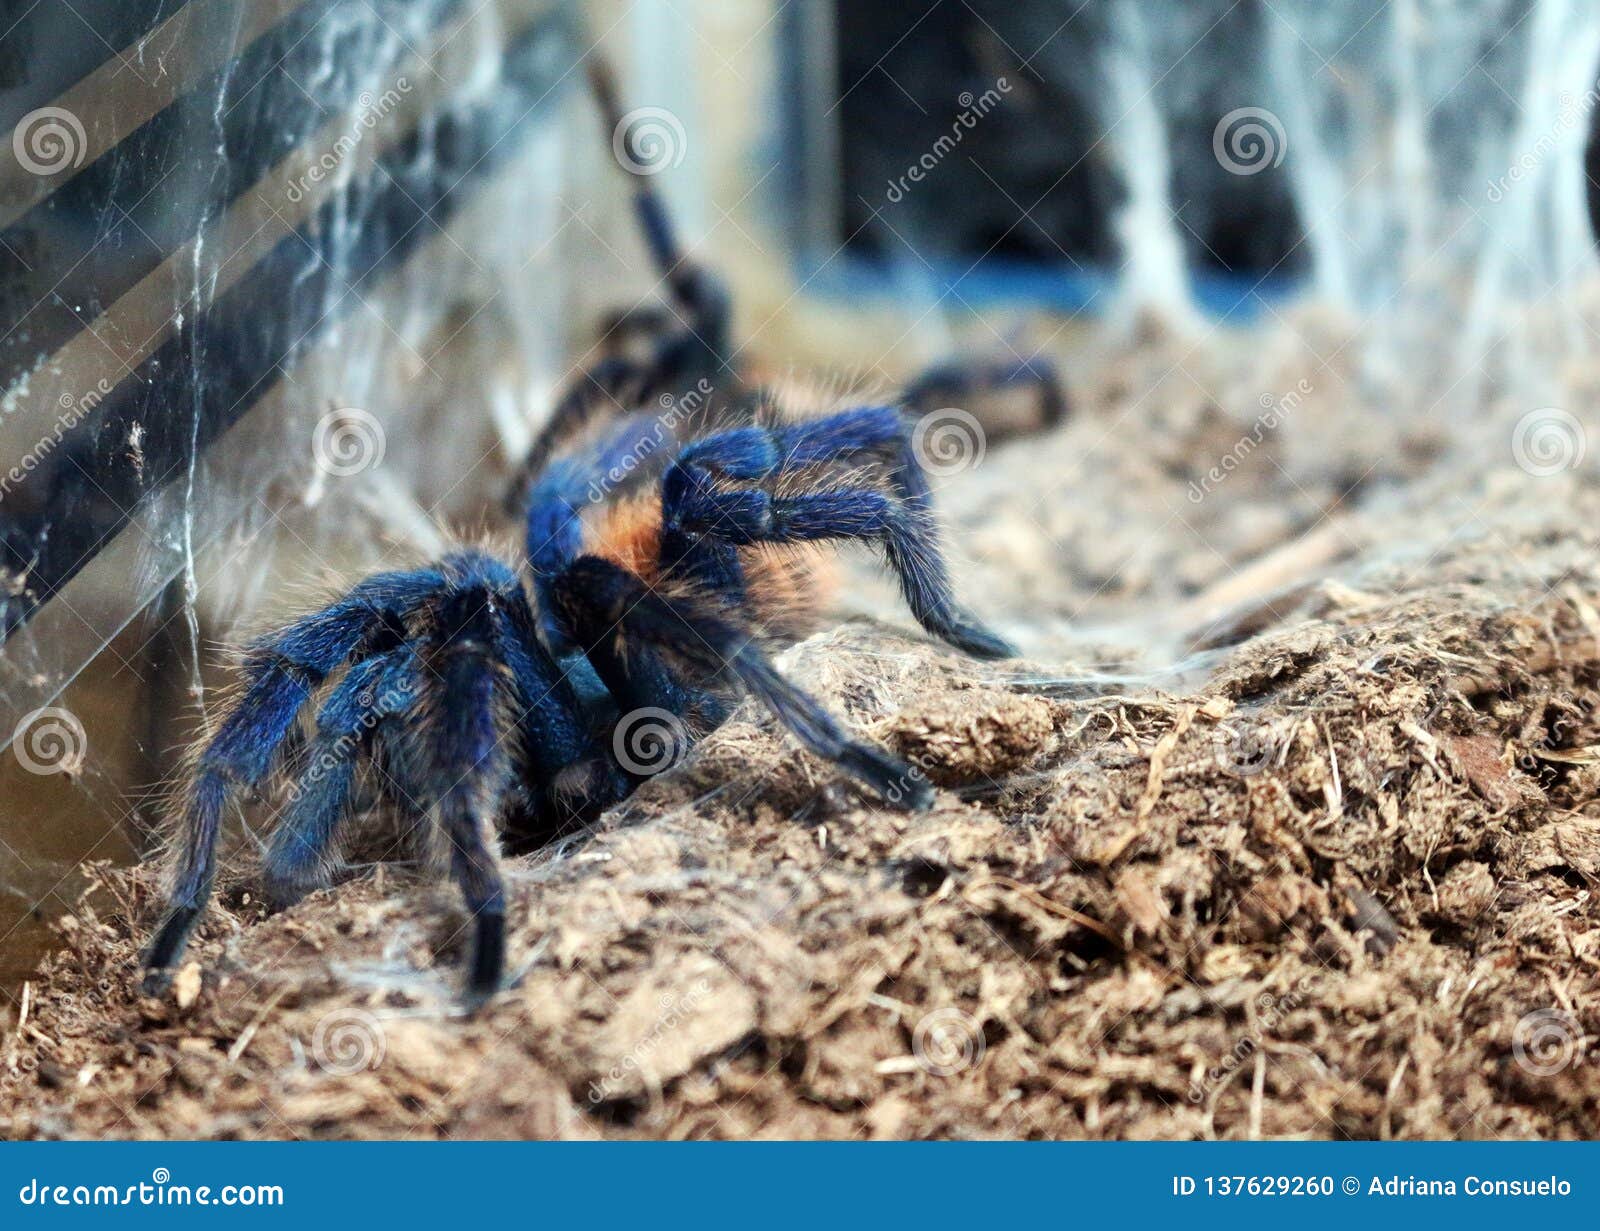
[{"xmin": 4, "ymin": 323, "xmax": 1599, "ymax": 1139}]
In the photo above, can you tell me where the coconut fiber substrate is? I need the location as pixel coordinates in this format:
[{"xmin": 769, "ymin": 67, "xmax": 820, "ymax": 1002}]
[{"xmin": 3, "ymin": 318, "xmax": 1599, "ymax": 1140}]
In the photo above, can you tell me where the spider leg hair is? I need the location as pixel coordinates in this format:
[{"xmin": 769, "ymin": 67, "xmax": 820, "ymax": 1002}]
[
  {"xmin": 586, "ymin": 54, "xmax": 730, "ymax": 373},
  {"xmin": 904, "ymin": 355, "xmax": 1070, "ymax": 431},
  {"xmin": 261, "ymin": 648, "xmax": 418, "ymax": 911},
  {"xmin": 552, "ymin": 555, "xmax": 934, "ymax": 811},
  {"xmin": 141, "ymin": 567, "xmax": 447, "ymax": 991},
  {"xmin": 506, "ymin": 356, "xmax": 652, "ymax": 515},
  {"xmin": 491, "ymin": 576, "xmax": 629, "ymax": 831},
  {"xmin": 661, "ymin": 406, "xmax": 1015, "ymax": 659},
  {"xmin": 508, "ymin": 54, "xmax": 737, "ymax": 518},
  {"xmin": 409, "ymin": 582, "xmax": 521, "ymax": 1002}
]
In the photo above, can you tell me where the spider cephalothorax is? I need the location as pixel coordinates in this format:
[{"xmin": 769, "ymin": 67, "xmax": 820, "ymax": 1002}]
[{"xmin": 141, "ymin": 58, "xmax": 1059, "ymax": 1002}]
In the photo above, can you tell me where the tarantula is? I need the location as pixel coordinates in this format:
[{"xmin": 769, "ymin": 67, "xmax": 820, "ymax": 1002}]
[{"xmin": 141, "ymin": 61, "xmax": 1063, "ymax": 1002}]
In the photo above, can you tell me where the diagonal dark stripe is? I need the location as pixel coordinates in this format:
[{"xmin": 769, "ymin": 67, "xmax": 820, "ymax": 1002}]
[
  {"xmin": 0, "ymin": 0, "xmax": 465, "ymax": 397},
  {"xmin": 0, "ymin": 0, "xmax": 179, "ymax": 132},
  {"xmin": 0, "ymin": 6, "xmax": 576, "ymax": 640}
]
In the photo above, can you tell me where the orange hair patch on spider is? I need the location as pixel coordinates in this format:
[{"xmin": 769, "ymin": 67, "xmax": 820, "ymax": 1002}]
[
  {"xmin": 582, "ymin": 493, "xmax": 837, "ymax": 639},
  {"xmin": 583, "ymin": 493, "xmax": 664, "ymax": 584},
  {"xmin": 742, "ymin": 544, "xmax": 836, "ymax": 639}
]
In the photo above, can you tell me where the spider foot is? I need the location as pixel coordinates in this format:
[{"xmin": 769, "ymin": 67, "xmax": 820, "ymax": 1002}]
[
  {"xmin": 140, "ymin": 905, "xmax": 201, "ymax": 994},
  {"xmin": 938, "ymin": 616, "xmax": 1017, "ymax": 661},
  {"xmin": 463, "ymin": 911, "xmax": 506, "ymax": 1009}
]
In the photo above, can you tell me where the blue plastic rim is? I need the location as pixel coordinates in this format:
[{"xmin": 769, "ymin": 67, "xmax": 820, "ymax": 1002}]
[{"xmin": 792, "ymin": 251, "xmax": 1307, "ymax": 325}]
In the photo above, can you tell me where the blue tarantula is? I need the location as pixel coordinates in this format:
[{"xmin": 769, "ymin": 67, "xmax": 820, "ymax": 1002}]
[{"xmin": 141, "ymin": 61, "xmax": 1062, "ymax": 1002}]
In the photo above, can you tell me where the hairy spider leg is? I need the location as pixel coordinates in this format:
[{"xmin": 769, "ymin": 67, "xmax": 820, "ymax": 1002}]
[
  {"xmin": 260, "ymin": 648, "xmax": 418, "ymax": 911},
  {"xmin": 511, "ymin": 225, "xmax": 730, "ymax": 504},
  {"xmin": 507, "ymin": 53, "xmax": 738, "ymax": 518},
  {"xmin": 141, "ymin": 567, "xmax": 449, "ymax": 990},
  {"xmin": 145, "ymin": 553, "xmax": 608, "ymax": 1000},
  {"xmin": 551, "ymin": 556, "xmax": 934, "ymax": 810},
  {"xmin": 619, "ymin": 177, "xmax": 731, "ymax": 382},
  {"xmin": 904, "ymin": 355, "xmax": 1070, "ymax": 431},
  {"xmin": 491, "ymin": 575, "xmax": 630, "ymax": 835},
  {"xmin": 410, "ymin": 582, "xmax": 521, "ymax": 1001},
  {"xmin": 424, "ymin": 547, "xmax": 622, "ymax": 839},
  {"xmin": 527, "ymin": 446, "xmax": 624, "ymax": 655},
  {"xmin": 526, "ymin": 410, "xmax": 692, "ymax": 625},
  {"xmin": 587, "ymin": 55, "xmax": 732, "ymax": 380},
  {"xmin": 523, "ymin": 457, "xmax": 634, "ymax": 726},
  {"xmin": 659, "ymin": 406, "xmax": 1016, "ymax": 659}
]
